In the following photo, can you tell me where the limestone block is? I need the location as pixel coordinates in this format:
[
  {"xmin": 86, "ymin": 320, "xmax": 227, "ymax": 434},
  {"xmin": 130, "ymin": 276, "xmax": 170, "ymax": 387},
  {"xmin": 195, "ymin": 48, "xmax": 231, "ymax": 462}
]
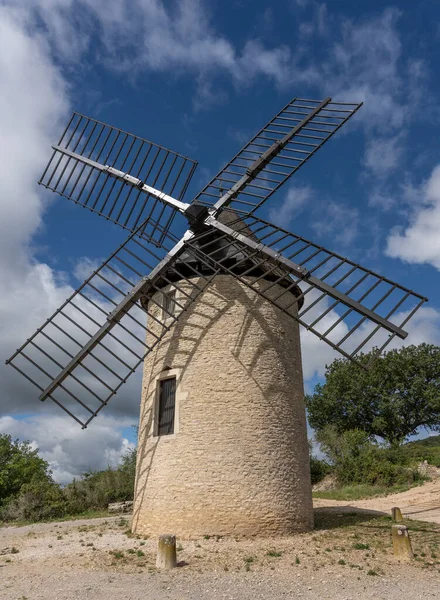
[{"xmin": 108, "ymin": 501, "xmax": 133, "ymax": 514}]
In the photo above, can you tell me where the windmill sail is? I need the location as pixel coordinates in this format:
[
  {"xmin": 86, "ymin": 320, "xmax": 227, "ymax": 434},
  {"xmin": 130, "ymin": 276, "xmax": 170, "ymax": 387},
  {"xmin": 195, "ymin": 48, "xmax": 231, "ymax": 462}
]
[
  {"xmin": 6, "ymin": 227, "xmax": 216, "ymax": 428},
  {"xmin": 6, "ymin": 93, "xmax": 429, "ymax": 429},
  {"xmin": 186, "ymin": 214, "xmax": 427, "ymax": 366},
  {"xmin": 194, "ymin": 97, "xmax": 362, "ymax": 216},
  {"xmin": 39, "ymin": 112, "xmax": 197, "ymax": 245}
]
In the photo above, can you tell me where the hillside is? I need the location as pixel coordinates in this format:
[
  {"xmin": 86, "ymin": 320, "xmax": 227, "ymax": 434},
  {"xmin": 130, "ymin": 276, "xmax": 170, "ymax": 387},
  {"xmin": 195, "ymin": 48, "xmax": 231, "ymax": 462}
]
[{"xmin": 404, "ymin": 435, "xmax": 440, "ymax": 467}]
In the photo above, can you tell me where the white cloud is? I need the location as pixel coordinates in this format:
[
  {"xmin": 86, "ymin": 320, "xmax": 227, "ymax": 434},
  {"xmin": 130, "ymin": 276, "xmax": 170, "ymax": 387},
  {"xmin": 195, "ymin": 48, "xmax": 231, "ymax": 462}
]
[
  {"xmin": 386, "ymin": 164, "xmax": 440, "ymax": 270},
  {"xmin": 363, "ymin": 133, "xmax": 405, "ymax": 178},
  {"xmin": 269, "ymin": 185, "xmax": 313, "ymax": 227},
  {"xmin": 311, "ymin": 201, "xmax": 360, "ymax": 246},
  {"xmin": 321, "ymin": 8, "xmax": 406, "ymax": 130},
  {"xmin": 0, "ymin": 5, "xmax": 70, "ymax": 410},
  {"xmin": 28, "ymin": 0, "xmax": 305, "ymax": 94},
  {"xmin": 300, "ymin": 303, "xmax": 440, "ymax": 382},
  {"xmin": 73, "ymin": 257, "xmax": 103, "ymax": 282},
  {"xmin": 0, "ymin": 414, "xmax": 135, "ymax": 484},
  {"xmin": 316, "ymin": 8, "xmax": 427, "ymax": 184}
]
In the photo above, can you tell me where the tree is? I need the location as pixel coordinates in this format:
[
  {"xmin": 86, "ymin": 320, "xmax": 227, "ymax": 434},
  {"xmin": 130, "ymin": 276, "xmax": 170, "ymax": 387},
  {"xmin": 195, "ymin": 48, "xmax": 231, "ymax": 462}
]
[
  {"xmin": 306, "ymin": 344, "xmax": 440, "ymax": 446},
  {"xmin": 0, "ymin": 434, "xmax": 53, "ymax": 507}
]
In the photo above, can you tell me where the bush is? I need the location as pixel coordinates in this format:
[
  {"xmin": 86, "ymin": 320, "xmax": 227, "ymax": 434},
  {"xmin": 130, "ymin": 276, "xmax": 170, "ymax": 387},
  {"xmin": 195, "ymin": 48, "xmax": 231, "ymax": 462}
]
[
  {"xmin": 402, "ymin": 435, "xmax": 440, "ymax": 468},
  {"xmin": 0, "ymin": 445, "xmax": 138, "ymax": 523},
  {"xmin": 0, "ymin": 434, "xmax": 53, "ymax": 508},
  {"xmin": 64, "ymin": 466, "xmax": 135, "ymax": 513},
  {"xmin": 1, "ymin": 479, "xmax": 68, "ymax": 522},
  {"xmin": 316, "ymin": 426, "xmax": 424, "ymax": 487}
]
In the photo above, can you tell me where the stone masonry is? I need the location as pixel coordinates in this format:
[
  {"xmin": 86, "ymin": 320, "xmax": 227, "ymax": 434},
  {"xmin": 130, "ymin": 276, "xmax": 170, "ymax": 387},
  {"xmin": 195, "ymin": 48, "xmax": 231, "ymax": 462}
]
[{"xmin": 132, "ymin": 275, "xmax": 313, "ymax": 538}]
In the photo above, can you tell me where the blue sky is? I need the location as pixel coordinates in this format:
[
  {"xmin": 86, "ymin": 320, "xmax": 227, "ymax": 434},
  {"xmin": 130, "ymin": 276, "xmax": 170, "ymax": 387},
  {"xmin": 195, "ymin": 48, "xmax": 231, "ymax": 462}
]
[{"xmin": 0, "ymin": 0, "xmax": 439, "ymax": 482}]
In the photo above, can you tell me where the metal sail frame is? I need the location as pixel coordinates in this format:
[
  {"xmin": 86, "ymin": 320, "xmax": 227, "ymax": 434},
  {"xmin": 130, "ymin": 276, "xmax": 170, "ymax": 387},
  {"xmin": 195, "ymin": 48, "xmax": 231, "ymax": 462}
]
[{"xmin": 5, "ymin": 95, "xmax": 428, "ymax": 427}]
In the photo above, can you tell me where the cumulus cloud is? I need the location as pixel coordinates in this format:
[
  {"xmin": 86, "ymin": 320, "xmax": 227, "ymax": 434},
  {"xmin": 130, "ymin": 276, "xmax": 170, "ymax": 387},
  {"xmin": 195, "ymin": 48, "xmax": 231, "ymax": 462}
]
[
  {"xmin": 0, "ymin": 4, "xmax": 140, "ymax": 482},
  {"xmin": 386, "ymin": 165, "xmax": 440, "ymax": 270},
  {"xmin": 363, "ymin": 133, "xmax": 406, "ymax": 178},
  {"xmin": 311, "ymin": 201, "xmax": 360, "ymax": 246},
  {"xmin": 300, "ymin": 304, "xmax": 440, "ymax": 382},
  {"xmin": 0, "ymin": 5, "xmax": 70, "ymax": 411},
  {"xmin": 269, "ymin": 185, "xmax": 313, "ymax": 227},
  {"xmin": 0, "ymin": 414, "xmax": 135, "ymax": 484}
]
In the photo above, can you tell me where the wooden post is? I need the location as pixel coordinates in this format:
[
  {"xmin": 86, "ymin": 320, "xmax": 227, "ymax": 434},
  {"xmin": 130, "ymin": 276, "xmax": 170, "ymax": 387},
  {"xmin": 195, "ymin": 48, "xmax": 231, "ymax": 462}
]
[
  {"xmin": 391, "ymin": 506, "xmax": 403, "ymax": 522},
  {"xmin": 156, "ymin": 534, "xmax": 177, "ymax": 569},
  {"xmin": 391, "ymin": 524, "xmax": 413, "ymax": 561}
]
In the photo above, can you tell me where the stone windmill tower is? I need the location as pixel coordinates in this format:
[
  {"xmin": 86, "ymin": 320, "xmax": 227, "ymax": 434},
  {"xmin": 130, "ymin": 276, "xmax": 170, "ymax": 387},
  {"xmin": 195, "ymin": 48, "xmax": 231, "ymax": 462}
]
[{"xmin": 6, "ymin": 97, "xmax": 427, "ymax": 538}]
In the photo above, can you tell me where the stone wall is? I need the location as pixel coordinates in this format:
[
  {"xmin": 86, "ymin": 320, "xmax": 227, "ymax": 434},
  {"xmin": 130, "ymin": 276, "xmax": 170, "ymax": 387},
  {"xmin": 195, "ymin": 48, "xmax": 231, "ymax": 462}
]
[{"xmin": 132, "ymin": 275, "xmax": 313, "ymax": 538}]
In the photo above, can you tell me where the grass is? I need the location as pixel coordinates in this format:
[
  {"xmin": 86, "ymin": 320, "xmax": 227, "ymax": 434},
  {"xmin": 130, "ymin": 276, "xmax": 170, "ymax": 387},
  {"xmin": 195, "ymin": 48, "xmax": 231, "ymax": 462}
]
[
  {"xmin": 313, "ymin": 481, "xmax": 423, "ymax": 501},
  {"xmin": 0, "ymin": 509, "xmax": 110, "ymax": 528},
  {"xmin": 352, "ymin": 542, "xmax": 370, "ymax": 550}
]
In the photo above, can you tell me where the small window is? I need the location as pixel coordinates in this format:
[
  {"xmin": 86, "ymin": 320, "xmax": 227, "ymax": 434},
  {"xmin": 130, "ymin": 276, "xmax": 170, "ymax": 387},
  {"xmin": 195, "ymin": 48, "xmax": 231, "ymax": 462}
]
[
  {"xmin": 162, "ymin": 289, "xmax": 176, "ymax": 320},
  {"xmin": 157, "ymin": 377, "xmax": 176, "ymax": 435}
]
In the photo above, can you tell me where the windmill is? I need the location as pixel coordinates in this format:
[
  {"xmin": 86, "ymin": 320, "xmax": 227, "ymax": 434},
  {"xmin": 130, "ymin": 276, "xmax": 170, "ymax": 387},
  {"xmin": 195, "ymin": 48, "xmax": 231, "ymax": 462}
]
[{"xmin": 6, "ymin": 96, "xmax": 427, "ymax": 537}]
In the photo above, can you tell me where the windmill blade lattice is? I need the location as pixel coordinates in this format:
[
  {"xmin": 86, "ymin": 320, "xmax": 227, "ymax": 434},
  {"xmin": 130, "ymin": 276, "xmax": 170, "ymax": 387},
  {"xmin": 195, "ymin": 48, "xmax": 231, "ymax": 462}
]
[
  {"xmin": 186, "ymin": 213, "xmax": 427, "ymax": 366},
  {"xmin": 5, "ymin": 93, "xmax": 429, "ymax": 428},
  {"xmin": 39, "ymin": 112, "xmax": 197, "ymax": 245},
  {"xmin": 194, "ymin": 97, "xmax": 362, "ymax": 216},
  {"xmin": 6, "ymin": 227, "xmax": 216, "ymax": 428}
]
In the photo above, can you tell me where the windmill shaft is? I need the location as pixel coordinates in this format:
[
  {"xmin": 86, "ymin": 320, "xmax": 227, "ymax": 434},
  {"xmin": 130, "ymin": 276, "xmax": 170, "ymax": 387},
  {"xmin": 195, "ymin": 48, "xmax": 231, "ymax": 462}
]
[{"xmin": 51, "ymin": 145, "xmax": 189, "ymax": 213}]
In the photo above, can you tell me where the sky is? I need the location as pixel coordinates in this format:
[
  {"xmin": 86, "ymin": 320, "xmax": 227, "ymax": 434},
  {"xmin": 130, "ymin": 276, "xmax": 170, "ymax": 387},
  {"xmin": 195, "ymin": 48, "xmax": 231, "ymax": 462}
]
[{"xmin": 0, "ymin": 0, "xmax": 439, "ymax": 483}]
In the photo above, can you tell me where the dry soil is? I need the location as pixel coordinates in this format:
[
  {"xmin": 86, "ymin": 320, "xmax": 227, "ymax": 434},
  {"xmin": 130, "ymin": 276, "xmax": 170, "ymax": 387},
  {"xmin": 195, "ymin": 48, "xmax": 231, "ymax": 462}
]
[{"xmin": 1, "ymin": 501, "xmax": 439, "ymax": 599}]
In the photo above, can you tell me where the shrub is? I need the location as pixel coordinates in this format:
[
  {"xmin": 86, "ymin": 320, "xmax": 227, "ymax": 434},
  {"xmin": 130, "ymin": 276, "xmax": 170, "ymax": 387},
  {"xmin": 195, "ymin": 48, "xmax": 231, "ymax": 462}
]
[
  {"xmin": 1, "ymin": 479, "xmax": 68, "ymax": 522},
  {"xmin": 316, "ymin": 426, "xmax": 424, "ymax": 487},
  {"xmin": 0, "ymin": 434, "xmax": 54, "ymax": 508},
  {"xmin": 0, "ymin": 445, "xmax": 137, "ymax": 523}
]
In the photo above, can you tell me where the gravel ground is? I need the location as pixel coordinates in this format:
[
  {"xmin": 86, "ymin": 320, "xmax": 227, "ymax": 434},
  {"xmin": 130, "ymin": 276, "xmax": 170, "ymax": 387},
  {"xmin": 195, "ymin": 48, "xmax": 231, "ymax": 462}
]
[
  {"xmin": 1, "ymin": 512, "xmax": 439, "ymax": 599},
  {"xmin": 314, "ymin": 478, "xmax": 440, "ymax": 525}
]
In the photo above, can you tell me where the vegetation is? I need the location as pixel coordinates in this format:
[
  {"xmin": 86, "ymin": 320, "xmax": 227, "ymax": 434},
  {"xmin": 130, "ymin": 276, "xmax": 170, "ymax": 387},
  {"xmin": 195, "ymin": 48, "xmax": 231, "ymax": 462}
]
[
  {"xmin": 0, "ymin": 437, "xmax": 137, "ymax": 524},
  {"xmin": 403, "ymin": 435, "xmax": 440, "ymax": 467},
  {"xmin": 0, "ymin": 434, "xmax": 54, "ymax": 509},
  {"xmin": 313, "ymin": 481, "xmax": 422, "ymax": 501},
  {"xmin": 316, "ymin": 426, "xmax": 425, "ymax": 487},
  {"xmin": 306, "ymin": 344, "xmax": 440, "ymax": 446},
  {"xmin": 307, "ymin": 344, "xmax": 440, "ymax": 497}
]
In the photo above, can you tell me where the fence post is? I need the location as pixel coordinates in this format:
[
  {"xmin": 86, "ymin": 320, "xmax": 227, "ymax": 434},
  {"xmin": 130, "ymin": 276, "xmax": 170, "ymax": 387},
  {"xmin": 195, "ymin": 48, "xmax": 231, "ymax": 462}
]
[
  {"xmin": 156, "ymin": 534, "xmax": 177, "ymax": 569},
  {"xmin": 391, "ymin": 524, "xmax": 413, "ymax": 561},
  {"xmin": 391, "ymin": 506, "xmax": 403, "ymax": 522}
]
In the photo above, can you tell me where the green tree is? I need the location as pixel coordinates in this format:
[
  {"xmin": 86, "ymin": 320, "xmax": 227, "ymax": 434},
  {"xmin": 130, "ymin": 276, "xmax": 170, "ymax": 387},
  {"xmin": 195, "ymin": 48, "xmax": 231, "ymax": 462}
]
[
  {"xmin": 0, "ymin": 434, "xmax": 54, "ymax": 507},
  {"xmin": 306, "ymin": 344, "xmax": 440, "ymax": 446}
]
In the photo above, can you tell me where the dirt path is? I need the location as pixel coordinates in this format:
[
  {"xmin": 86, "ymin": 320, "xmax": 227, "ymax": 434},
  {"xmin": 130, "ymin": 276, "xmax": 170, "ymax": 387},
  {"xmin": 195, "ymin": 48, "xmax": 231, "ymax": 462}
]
[
  {"xmin": 313, "ymin": 479, "xmax": 440, "ymax": 524},
  {"xmin": 1, "ymin": 509, "xmax": 439, "ymax": 599}
]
